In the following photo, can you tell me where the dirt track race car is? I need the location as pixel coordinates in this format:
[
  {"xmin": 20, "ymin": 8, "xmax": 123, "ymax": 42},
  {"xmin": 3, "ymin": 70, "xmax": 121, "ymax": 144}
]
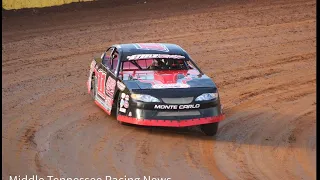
[{"xmin": 87, "ymin": 43, "xmax": 225, "ymax": 136}]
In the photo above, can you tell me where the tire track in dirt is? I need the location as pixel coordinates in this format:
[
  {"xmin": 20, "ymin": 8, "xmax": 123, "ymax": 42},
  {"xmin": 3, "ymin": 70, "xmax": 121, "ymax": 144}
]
[
  {"xmin": 199, "ymin": 139, "xmax": 229, "ymax": 180},
  {"xmin": 216, "ymin": 52, "xmax": 315, "ymax": 77}
]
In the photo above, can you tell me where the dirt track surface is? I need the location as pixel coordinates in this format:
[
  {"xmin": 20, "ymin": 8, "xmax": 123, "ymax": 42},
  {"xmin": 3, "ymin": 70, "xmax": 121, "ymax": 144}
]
[{"xmin": 2, "ymin": 0, "xmax": 316, "ymax": 179}]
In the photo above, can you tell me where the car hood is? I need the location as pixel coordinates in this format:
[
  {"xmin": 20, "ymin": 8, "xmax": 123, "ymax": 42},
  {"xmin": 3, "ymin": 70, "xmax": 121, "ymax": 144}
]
[{"xmin": 122, "ymin": 70, "xmax": 217, "ymax": 90}]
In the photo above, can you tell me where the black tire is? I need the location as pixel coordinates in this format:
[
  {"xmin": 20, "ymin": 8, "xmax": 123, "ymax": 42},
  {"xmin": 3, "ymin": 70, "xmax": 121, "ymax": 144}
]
[
  {"xmin": 200, "ymin": 122, "xmax": 219, "ymax": 136},
  {"xmin": 111, "ymin": 94, "xmax": 119, "ymax": 117},
  {"xmin": 90, "ymin": 76, "xmax": 97, "ymax": 100},
  {"xmin": 116, "ymin": 96, "xmax": 125, "ymax": 125}
]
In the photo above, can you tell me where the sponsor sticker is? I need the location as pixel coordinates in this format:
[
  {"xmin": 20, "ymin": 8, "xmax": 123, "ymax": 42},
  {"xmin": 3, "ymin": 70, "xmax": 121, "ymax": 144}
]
[
  {"xmin": 127, "ymin": 54, "xmax": 185, "ymax": 60},
  {"xmin": 124, "ymin": 100, "xmax": 129, "ymax": 108},
  {"xmin": 105, "ymin": 76, "xmax": 116, "ymax": 97},
  {"xmin": 119, "ymin": 108, "xmax": 127, "ymax": 113},
  {"xmin": 97, "ymin": 70, "xmax": 107, "ymax": 100},
  {"xmin": 152, "ymin": 83, "xmax": 190, "ymax": 89},
  {"xmin": 119, "ymin": 93, "xmax": 130, "ymax": 109},
  {"xmin": 117, "ymin": 81, "xmax": 126, "ymax": 91},
  {"xmin": 125, "ymin": 95, "xmax": 129, "ymax": 101},
  {"xmin": 120, "ymin": 99, "xmax": 125, "ymax": 108},
  {"xmin": 154, "ymin": 104, "xmax": 200, "ymax": 110}
]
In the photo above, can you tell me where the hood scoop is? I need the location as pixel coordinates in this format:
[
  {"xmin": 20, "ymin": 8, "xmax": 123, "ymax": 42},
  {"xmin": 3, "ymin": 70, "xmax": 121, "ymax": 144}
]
[{"xmin": 153, "ymin": 71, "xmax": 188, "ymax": 84}]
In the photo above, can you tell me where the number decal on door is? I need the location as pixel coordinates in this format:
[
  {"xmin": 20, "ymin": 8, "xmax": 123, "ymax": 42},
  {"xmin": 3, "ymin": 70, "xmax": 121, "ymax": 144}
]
[
  {"xmin": 97, "ymin": 70, "xmax": 107, "ymax": 99},
  {"xmin": 106, "ymin": 76, "xmax": 116, "ymax": 97}
]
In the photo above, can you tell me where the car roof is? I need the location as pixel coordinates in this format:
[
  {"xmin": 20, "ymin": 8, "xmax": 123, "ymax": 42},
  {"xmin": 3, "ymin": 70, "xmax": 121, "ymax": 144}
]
[{"xmin": 112, "ymin": 43, "xmax": 189, "ymax": 61}]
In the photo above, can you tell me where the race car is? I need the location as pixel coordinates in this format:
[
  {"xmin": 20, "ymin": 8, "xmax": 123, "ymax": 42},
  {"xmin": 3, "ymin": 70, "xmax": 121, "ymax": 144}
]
[{"xmin": 87, "ymin": 43, "xmax": 225, "ymax": 136}]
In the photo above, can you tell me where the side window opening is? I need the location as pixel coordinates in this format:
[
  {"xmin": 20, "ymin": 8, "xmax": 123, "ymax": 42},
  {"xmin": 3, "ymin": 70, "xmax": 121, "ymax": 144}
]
[
  {"xmin": 102, "ymin": 47, "xmax": 113, "ymax": 68},
  {"xmin": 111, "ymin": 51, "xmax": 119, "ymax": 73},
  {"xmin": 186, "ymin": 61, "xmax": 194, "ymax": 69}
]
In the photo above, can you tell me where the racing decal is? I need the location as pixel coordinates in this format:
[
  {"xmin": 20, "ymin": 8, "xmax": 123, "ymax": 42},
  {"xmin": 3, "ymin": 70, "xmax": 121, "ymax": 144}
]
[
  {"xmin": 87, "ymin": 60, "xmax": 97, "ymax": 93},
  {"xmin": 105, "ymin": 96, "xmax": 113, "ymax": 108},
  {"xmin": 119, "ymin": 93, "xmax": 130, "ymax": 113},
  {"xmin": 119, "ymin": 108, "xmax": 126, "ymax": 113},
  {"xmin": 124, "ymin": 101, "xmax": 129, "ymax": 108},
  {"xmin": 124, "ymin": 95, "xmax": 129, "ymax": 106},
  {"xmin": 105, "ymin": 76, "xmax": 116, "ymax": 97},
  {"xmin": 95, "ymin": 72, "xmax": 116, "ymax": 112},
  {"xmin": 154, "ymin": 104, "xmax": 200, "ymax": 110},
  {"xmin": 90, "ymin": 60, "xmax": 97, "ymax": 70},
  {"xmin": 97, "ymin": 70, "xmax": 107, "ymax": 99},
  {"xmin": 95, "ymin": 76, "xmax": 114, "ymax": 115},
  {"xmin": 117, "ymin": 81, "xmax": 126, "ymax": 91},
  {"xmin": 87, "ymin": 76, "xmax": 92, "ymax": 94},
  {"xmin": 134, "ymin": 43, "xmax": 169, "ymax": 52},
  {"xmin": 120, "ymin": 98, "xmax": 125, "ymax": 108},
  {"xmin": 152, "ymin": 83, "xmax": 190, "ymax": 89},
  {"xmin": 127, "ymin": 54, "xmax": 185, "ymax": 60}
]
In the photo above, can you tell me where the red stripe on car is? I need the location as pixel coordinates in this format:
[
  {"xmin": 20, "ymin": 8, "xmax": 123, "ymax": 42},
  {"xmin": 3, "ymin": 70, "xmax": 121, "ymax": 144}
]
[{"xmin": 117, "ymin": 114, "xmax": 225, "ymax": 127}]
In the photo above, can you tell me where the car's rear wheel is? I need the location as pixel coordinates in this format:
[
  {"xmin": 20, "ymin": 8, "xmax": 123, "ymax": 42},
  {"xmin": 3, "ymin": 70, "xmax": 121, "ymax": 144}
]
[
  {"xmin": 90, "ymin": 76, "xmax": 97, "ymax": 100},
  {"xmin": 200, "ymin": 122, "xmax": 219, "ymax": 136}
]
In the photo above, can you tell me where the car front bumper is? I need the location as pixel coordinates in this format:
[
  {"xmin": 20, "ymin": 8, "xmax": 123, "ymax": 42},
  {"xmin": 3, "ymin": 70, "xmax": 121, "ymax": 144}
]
[
  {"xmin": 117, "ymin": 113, "xmax": 225, "ymax": 127},
  {"xmin": 117, "ymin": 100, "xmax": 225, "ymax": 127}
]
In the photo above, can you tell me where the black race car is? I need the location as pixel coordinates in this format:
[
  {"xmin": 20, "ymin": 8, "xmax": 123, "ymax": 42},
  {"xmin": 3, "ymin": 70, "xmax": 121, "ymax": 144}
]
[{"xmin": 87, "ymin": 43, "xmax": 225, "ymax": 136}]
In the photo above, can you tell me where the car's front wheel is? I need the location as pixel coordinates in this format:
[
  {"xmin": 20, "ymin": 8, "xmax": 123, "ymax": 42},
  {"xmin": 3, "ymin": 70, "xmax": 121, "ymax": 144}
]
[{"xmin": 200, "ymin": 123, "xmax": 219, "ymax": 136}]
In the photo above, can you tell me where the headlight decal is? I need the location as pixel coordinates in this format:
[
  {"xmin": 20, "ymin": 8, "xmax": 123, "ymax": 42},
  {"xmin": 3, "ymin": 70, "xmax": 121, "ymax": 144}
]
[
  {"xmin": 131, "ymin": 94, "xmax": 161, "ymax": 102},
  {"xmin": 195, "ymin": 93, "xmax": 218, "ymax": 101}
]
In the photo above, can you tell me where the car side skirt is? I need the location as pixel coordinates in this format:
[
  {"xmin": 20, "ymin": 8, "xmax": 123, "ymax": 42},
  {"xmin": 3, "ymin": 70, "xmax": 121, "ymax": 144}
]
[{"xmin": 95, "ymin": 100, "xmax": 112, "ymax": 115}]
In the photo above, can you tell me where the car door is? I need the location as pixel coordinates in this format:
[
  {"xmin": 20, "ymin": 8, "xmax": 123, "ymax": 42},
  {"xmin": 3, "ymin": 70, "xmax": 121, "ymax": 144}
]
[{"xmin": 95, "ymin": 47, "xmax": 120, "ymax": 115}]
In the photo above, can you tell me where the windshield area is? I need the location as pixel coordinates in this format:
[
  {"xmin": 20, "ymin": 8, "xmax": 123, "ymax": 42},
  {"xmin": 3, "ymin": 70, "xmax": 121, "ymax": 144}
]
[{"xmin": 122, "ymin": 58, "xmax": 192, "ymax": 71}]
